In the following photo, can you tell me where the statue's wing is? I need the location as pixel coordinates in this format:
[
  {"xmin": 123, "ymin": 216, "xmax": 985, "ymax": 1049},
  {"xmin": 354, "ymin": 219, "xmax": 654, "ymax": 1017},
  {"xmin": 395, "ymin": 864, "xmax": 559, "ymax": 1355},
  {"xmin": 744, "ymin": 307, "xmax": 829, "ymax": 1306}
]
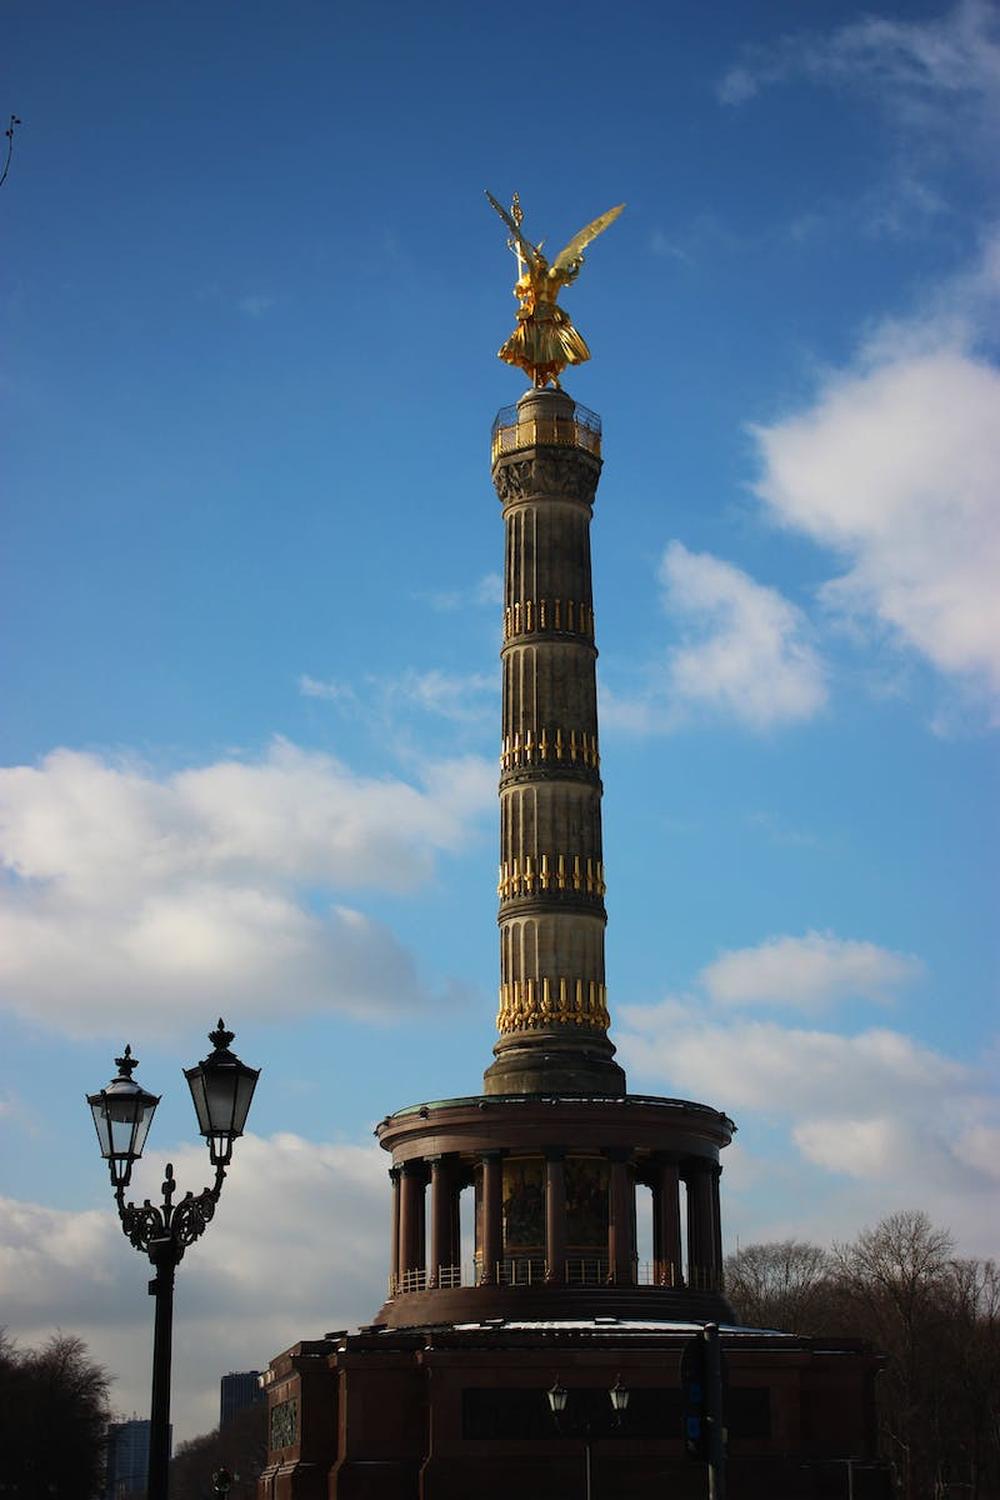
[
  {"xmin": 552, "ymin": 203, "xmax": 625, "ymax": 273},
  {"xmin": 485, "ymin": 189, "xmax": 539, "ymax": 266}
]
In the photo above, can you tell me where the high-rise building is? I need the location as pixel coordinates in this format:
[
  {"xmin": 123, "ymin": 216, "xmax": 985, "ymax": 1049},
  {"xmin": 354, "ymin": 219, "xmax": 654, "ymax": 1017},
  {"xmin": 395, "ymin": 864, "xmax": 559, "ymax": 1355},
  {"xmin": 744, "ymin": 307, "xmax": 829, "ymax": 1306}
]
[
  {"xmin": 221, "ymin": 1370, "xmax": 265, "ymax": 1429},
  {"xmin": 258, "ymin": 367, "xmax": 888, "ymax": 1499},
  {"xmin": 106, "ymin": 1417, "xmax": 170, "ymax": 1498}
]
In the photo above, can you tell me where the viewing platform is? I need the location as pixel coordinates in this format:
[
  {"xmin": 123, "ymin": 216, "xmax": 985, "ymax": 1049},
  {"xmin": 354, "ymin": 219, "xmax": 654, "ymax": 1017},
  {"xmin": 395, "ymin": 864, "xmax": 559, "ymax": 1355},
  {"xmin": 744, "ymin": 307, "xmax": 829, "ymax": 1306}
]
[{"xmin": 491, "ymin": 398, "xmax": 602, "ymax": 465}]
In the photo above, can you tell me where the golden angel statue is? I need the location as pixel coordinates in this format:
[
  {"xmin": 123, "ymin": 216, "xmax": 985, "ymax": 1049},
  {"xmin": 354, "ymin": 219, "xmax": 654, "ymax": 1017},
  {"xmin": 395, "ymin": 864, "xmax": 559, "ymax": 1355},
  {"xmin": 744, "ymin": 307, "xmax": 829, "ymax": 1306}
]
[{"xmin": 486, "ymin": 190, "xmax": 624, "ymax": 389}]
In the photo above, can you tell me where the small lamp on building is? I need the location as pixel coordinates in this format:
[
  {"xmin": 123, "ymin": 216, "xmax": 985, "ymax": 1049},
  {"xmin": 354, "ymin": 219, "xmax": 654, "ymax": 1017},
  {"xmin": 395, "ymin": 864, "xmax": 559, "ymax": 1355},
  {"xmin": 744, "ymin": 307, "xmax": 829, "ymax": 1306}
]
[
  {"xmin": 609, "ymin": 1373, "xmax": 630, "ymax": 1419},
  {"xmin": 547, "ymin": 1377, "xmax": 569, "ymax": 1416},
  {"xmin": 546, "ymin": 1372, "xmax": 630, "ymax": 1500}
]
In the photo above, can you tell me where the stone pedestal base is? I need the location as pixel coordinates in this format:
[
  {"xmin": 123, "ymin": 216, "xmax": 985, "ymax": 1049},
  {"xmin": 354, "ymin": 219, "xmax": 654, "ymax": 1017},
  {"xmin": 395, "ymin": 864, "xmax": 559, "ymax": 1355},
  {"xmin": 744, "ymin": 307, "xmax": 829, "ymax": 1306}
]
[
  {"xmin": 482, "ymin": 1036, "xmax": 625, "ymax": 1096},
  {"xmin": 258, "ymin": 1325, "xmax": 889, "ymax": 1500}
]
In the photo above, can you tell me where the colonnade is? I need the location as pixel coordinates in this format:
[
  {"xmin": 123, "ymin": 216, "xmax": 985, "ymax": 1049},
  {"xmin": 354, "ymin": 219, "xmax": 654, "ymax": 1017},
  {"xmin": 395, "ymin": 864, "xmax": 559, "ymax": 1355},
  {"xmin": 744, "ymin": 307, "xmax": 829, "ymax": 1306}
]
[{"xmin": 387, "ymin": 1152, "xmax": 723, "ymax": 1294}]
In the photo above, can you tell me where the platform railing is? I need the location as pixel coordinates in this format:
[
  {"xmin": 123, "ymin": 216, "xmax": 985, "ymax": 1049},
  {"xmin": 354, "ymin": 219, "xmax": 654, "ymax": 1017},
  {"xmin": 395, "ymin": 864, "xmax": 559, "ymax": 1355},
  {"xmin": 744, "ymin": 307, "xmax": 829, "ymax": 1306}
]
[
  {"xmin": 389, "ymin": 1264, "xmax": 476, "ymax": 1296},
  {"xmin": 636, "ymin": 1260, "xmax": 682, "ymax": 1287},
  {"xmin": 388, "ymin": 1257, "xmax": 721, "ymax": 1297},
  {"xmin": 562, "ymin": 1256, "xmax": 609, "ymax": 1286},
  {"xmin": 491, "ymin": 402, "xmax": 602, "ymax": 465},
  {"xmin": 498, "ymin": 1256, "xmax": 540, "ymax": 1286}
]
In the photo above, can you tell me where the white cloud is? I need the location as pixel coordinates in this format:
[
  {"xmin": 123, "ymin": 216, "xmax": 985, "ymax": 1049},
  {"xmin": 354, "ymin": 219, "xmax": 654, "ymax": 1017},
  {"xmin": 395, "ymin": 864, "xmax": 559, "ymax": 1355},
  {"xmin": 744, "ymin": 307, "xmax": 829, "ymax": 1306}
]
[
  {"xmin": 615, "ymin": 239, "xmax": 1000, "ymax": 734},
  {"xmin": 659, "ymin": 542, "xmax": 827, "ymax": 730},
  {"xmin": 618, "ymin": 997, "xmax": 998, "ymax": 1254},
  {"xmin": 0, "ymin": 740, "xmax": 493, "ymax": 1037},
  {"xmin": 236, "ymin": 294, "xmax": 274, "ymax": 318},
  {"xmin": 701, "ymin": 931, "xmax": 922, "ymax": 1011},
  {"xmin": 716, "ymin": 65, "xmax": 760, "ymax": 107},
  {"xmin": 748, "ymin": 230, "xmax": 1000, "ymax": 718},
  {"xmin": 717, "ymin": 2, "xmax": 1000, "ymax": 241},
  {"xmin": 388, "ymin": 669, "xmax": 496, "ymax": 724},
  {"xmin": 648, "ymin": 230, "xmax": 693, "ymax": 264},
  {"xmin": 620, "ymin": 1001, "xmax": 966, "ymax": 1117},
  {"xmin": 717, "ymin": 1, "xmax": 1000, "ymax": 125},
  {"xmin": 744, "ymin": 810, "xmax": 830, "ymax": 851},
  {"xmin": 423, "ymin": 572, "xmax": 503, "ymax": 612},
  {"xmin": 752, "ymin": 351, "xmax": 1000, "ymax": 700},
  {"xmin": 0, "ymin": 1131, "xmax": 390, "ymax": 1441},
  {"xmin": 600, "ymin": 544, "xmax": 827, "ymax": 734},
  {"xmin": 953, "ymin": 1124, "xmax": 1000, "ymax": 1180},
  {"xmin": 298, "ymin": 674, "xmax": 357, "ymax": 703},
  {"xmin": 300, "ymin": 667, "xmax": 497, "ymax": 726},
  {"xmin": 792, "ymin": 1115, "xmax": 915, "ymax": 1179}
]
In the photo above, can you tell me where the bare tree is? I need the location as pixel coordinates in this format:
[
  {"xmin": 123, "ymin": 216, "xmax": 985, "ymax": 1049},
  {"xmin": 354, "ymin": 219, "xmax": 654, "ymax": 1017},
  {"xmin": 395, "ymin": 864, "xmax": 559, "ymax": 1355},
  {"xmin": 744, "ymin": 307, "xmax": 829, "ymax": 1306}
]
[
  {"xmin": 835, "ymin": 1212, "xmax": 957, "ymax": 1500},
  {"xmin": 835, "ymin": 1210, "xmax": 954, "ymax": 1327},
  {"xmin": 727, "ymin": 1216, "xmax": 1000, "ymax": 1498},
  {"xmin": 724, "ymin": 1238, "xmax": 833, "ymax": 1331},
  {"xmin": 0, "ymin": 1329, "xmax": 111, "ymax": 1497},
  {"xmin": 931, "ymin": 1257, "xmax": 1000, "ymax": 1500}
]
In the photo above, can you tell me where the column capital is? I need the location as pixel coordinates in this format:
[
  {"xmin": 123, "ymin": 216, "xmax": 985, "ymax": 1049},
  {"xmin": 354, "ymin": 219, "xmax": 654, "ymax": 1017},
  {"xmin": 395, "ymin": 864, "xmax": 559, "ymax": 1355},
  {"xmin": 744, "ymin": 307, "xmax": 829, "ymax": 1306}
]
[
  {"xmin": 543, "ymin": 1146, "xmax": 567, "ymax": 1162},
  {"xmin": 492, "ymin": 447, "xmax": 601, "ymax": 509}
]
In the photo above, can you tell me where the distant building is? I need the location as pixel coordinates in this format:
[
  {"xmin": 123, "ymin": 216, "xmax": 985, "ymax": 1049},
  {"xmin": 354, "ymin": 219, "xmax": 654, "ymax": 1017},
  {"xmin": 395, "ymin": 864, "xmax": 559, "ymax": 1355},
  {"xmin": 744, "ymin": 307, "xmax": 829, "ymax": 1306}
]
[
  {"xmin": 220, "ymin": 1369, "xmax": 264, "ymax": 1429},
  {"xmin": 105, "ymin": 1417, "xmax": 170, "ymax": 1498}
]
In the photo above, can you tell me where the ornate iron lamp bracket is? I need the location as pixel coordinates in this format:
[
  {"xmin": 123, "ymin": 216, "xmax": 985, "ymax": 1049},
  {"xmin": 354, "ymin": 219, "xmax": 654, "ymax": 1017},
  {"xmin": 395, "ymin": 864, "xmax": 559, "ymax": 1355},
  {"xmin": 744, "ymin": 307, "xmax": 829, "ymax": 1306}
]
[{"xmin": 115, "ymin": 1159, "xmax": 227, "ymax": 1265}]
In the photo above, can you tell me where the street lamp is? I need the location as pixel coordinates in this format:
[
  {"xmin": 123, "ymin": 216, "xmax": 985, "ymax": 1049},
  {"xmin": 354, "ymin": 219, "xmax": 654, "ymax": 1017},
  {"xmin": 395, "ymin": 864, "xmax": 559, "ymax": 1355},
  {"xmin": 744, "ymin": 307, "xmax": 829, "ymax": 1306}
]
[
  {"xmin": 88, "ymin": 1020, "xmax": 259, "ymax": 1500},
  {"xmin": 546, "ymin": 1373, "xmax": 630, "ymax": 1500}
]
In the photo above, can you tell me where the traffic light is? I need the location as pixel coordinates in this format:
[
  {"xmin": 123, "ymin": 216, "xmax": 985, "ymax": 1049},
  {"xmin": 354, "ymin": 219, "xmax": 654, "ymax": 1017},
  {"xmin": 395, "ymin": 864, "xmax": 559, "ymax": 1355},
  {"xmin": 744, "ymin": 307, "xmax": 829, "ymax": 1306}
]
[{"xmin": 681, "ymin": 1331, "xmax": 709, "ymax": 1460}]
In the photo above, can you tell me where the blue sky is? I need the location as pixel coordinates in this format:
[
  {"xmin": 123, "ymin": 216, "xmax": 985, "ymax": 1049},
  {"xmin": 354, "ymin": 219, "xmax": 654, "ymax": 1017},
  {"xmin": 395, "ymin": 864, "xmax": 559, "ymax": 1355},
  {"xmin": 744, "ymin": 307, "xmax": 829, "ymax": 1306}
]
[{"xmin": 2, "ymin": 0, "xmax": 998, "ymax": 1441}]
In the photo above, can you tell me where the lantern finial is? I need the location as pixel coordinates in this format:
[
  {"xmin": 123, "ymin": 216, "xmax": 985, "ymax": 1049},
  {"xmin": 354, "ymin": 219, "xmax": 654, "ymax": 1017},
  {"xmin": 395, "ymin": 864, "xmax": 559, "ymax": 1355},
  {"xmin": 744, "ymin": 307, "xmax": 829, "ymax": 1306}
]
[
  {"xmin": 209, "ymin": 1019, "xmax": 235, "ymax": 1051},
  {"xmin": 115, "ymin": 1044, "xmax": 138, "ymax": 1078}
]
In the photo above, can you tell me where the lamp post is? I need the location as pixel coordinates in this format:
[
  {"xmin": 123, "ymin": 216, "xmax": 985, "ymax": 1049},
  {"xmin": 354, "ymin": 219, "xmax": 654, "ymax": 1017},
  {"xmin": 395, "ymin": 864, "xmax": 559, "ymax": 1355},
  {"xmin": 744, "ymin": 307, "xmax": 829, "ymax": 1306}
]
[
  {"xmin": 88, "ymin": 1020, "xmax": 259, "ymax": 1500},
  {"xmin": 547, "ymin": 1374, "xmax": 630, "ymax": 1500}
]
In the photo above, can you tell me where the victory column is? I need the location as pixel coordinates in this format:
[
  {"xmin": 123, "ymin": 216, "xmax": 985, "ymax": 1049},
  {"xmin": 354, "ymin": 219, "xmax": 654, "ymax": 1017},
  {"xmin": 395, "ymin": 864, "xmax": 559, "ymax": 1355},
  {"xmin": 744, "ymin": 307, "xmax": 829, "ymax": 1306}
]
[{"xmin": 257, "ymin": 196, "xmax": 886, "ymax": 1500}]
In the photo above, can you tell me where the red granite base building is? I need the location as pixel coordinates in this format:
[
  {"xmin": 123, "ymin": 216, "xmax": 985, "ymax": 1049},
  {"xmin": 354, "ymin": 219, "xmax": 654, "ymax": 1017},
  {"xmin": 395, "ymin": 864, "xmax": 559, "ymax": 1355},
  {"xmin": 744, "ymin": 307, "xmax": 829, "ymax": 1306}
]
[{"xmin": 258, "ymin": 392, "xmax": 889, "ymax": 1500}]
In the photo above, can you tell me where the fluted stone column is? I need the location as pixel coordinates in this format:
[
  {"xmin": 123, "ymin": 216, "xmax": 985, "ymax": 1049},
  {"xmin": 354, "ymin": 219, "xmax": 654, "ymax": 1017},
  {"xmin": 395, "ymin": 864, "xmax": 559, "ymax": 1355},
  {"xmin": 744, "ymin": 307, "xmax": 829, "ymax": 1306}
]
[
  {"xmin": 607, "ymin": 1150, "xmax": 635, "ymax": 1285},
  {"xmin": 389, "ymin": 1165, "xmax": 401, "ymax": 1292},
  {"xmin": 485, "ymin": 388, "xmax": 625, "ymax": 1096},
  {"xmin": 428, "ymin": 1156, "xmax": 457, "ymax": 1285},
  {"xmin": 480, "ymin": 1151, "xmax": 504, "ymax": 1284},
  {"xmin": 686, "ymin": 1164, "xmax": 716, "ymax": 1289},
  {"xmin": 450, "ymin": 1174, "xmax": 463, "ymax": 1278},
  {"xmin": 398, "ymin": 1161, "xmax": 425, "ymax": 1282},
  {"xmin": 710, "ymin": 1164, "xmax": 724, "ymax": 1286},
  {"xmin": 544, "ymin": 1150, "xmax": 567, "ymax": 1284},
  {"xmin": 654, "ymin": 1159, "xmax": 683, "ymax": 1287}
]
